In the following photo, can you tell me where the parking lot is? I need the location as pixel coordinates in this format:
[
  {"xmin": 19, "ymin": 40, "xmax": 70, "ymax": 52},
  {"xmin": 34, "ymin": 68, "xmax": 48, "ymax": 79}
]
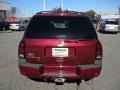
[{"xmin": 0, "ymin": 31, "xmax": 120, "ymax": 90}]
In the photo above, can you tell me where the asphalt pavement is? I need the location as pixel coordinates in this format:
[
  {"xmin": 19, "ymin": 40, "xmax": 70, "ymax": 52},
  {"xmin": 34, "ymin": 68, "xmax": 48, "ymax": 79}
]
[{"xmin": 0, "ymin": 31, "xmax": 120, "ymax": 90}]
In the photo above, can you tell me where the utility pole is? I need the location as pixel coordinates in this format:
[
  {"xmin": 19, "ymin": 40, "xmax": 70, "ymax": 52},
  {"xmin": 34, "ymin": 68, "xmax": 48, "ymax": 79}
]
[
  {"xmin": 118, "ymin": 7, "xmax": 120, "ymax": 18},
  {"xmin": 61, "ymin": 0, "xmax": 63, "ymax": 11},
  {"xmin": 43, "ymin": 0, "xmax": 46, "ymax": 11},
  {"xmin": 118, "ymin": 7, "xmax": 120, "ymax": 14}
]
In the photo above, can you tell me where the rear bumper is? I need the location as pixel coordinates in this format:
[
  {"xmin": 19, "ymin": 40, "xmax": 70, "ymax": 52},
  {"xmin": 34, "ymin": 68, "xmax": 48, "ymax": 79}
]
[
  {"xmin": 104, "ymin": 28, "xmax": 119, "ymax": 32},
  {"xmin": 9, "ymin": 26, "xmax": 19, "ymax": 30},
  {"xmin": 19, "ymin": 62, "xmax": 102, "ymax": 80}
]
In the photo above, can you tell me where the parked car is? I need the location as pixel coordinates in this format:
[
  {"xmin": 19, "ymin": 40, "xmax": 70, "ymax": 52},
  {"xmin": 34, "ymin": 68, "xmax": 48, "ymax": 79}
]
[
  {"xmin": 0, "ymin": 21, "xmax": 10, "ymax": 31},
  {"xmin": 19, "ymin": 20, "xmax": 29, "ymax": 31},
  {"xmin": 9, "ymin": 21, "xmax": 21, "ymax": 31},
  {"xmin": 118, "ymin": 20, "xmax": 120, "ymax": 32},
  {"xmin": 97, "ymin": 19, "xmax": 119, "ymax": 33},
  {"xmin": 18, "ymin": 11, "xmax": 103, "ymax": 83}
]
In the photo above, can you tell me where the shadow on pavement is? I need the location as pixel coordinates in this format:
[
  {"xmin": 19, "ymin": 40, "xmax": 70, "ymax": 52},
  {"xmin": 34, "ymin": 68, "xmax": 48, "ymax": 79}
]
[{"xmin": 97, "ymin": 30, "xmax": 118, "ymax": 34}]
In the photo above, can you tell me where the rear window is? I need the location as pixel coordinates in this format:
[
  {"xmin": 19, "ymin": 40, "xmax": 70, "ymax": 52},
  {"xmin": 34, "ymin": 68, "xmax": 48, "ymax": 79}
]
[
  {"xmin": 106, "ymin": 21, "xmax": 118, "ymax": 25},
  {"xmin": 25, "ymin": 16, "xmax": 97, "ymax": 39}
]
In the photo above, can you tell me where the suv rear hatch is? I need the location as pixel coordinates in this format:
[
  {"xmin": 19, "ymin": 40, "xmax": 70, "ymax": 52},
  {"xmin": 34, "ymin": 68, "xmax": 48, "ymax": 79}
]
[{"xmin": 24, "ymin": 39, "xmax": 98, "ymax": 65}]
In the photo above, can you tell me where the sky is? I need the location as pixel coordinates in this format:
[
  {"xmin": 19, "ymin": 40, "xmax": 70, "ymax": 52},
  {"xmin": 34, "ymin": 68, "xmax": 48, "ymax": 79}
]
[{"xmin": 1, "ymin": 0, "xmax": 120, "ymax": 17}]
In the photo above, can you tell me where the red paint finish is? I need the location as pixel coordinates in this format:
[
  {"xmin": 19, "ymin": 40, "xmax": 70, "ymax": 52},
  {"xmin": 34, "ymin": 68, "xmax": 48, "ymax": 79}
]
[
  {"xmin": 24, "ymin": 39, "xmax": 97, "ymax": 64},
  {"xmin": 19, "ymin": 39, "xmax": 102, "ymax": 80}
]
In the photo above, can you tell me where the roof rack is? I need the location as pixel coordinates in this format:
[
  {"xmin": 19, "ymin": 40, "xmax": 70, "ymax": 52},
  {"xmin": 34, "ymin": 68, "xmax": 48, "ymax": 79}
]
[
  {"xmin": 36, "ymin": 11, "xmax": 52, "ymax": 14},
  {"xmin": 36, "ymin": 11, "xmax": 84, "ymax": 15},
  {"xmin": 64, "ymin": 11, "xmax": 84, "ymax": 14}
]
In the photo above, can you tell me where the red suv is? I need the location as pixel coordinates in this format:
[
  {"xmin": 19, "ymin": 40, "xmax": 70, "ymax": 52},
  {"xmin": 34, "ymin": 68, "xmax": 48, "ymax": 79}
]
[{"xmin": 18, "ymin": 11, "xmax": 103, "ymax": 82}]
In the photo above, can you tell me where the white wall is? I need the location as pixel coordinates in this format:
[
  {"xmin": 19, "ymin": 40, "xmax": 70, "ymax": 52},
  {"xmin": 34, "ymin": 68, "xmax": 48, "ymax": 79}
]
[
  {"xmin": 101, "ymin": 14, "xmax": 120, "ymax": 19},
  {"xmin": 0, "ymin": 2, "xmax": 11, "ymax": 10}
]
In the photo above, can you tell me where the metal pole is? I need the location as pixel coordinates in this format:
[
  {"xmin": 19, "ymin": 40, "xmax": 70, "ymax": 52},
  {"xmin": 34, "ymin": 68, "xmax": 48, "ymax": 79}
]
[
  {"xmin": 43, "ymin": 0, "xmax": 46, "ymax": 11},
  {"xmin": 61, "ymin": 0, "xmax": 63, "ymax": 11},
  {"xmin": 118, "ymin": 7, "xmax": 120, "ymax": 18}
]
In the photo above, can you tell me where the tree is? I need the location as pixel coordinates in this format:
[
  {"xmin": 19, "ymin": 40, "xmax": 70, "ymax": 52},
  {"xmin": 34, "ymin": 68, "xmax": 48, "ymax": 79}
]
[
  {"xmin": 95, "ymin": 14, "xmax": 101, "ymax": 21},
  {"xmin": 84, "ymin": 10, "xmax": 96, "ymax": 20},
  {"xmin": 51, "ymin": 7, "xmax": 69, "ymax": 13},
  {"xmin": 52, "ymin": 7, "xmax": 62, "ymax": 13}
]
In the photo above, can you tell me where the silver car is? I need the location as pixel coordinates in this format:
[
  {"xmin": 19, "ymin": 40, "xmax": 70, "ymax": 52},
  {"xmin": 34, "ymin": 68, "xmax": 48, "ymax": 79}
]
[
  {"xmin": 19, "ymin": 20, "xmax": 29, "ymax": 31},
  {"xmin": 97, "ymin": 19, "xmax": 119, "ymax": 33}
]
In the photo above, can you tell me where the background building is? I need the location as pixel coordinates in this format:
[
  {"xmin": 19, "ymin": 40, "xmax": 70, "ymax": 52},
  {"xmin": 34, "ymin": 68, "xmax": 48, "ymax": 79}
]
[
  {"xmin": 101, "ymin": 14, "xmax": 120, "ymax": 19},
  {"xmin": 0, "ymin": 1, "xmax": 11, "ymax": 21}
]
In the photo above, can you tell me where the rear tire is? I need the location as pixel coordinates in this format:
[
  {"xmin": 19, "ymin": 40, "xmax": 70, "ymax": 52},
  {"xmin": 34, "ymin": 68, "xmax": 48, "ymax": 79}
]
[{"xmin": 113, "ymin": 32, "xmax": 118, "ymax": 34}]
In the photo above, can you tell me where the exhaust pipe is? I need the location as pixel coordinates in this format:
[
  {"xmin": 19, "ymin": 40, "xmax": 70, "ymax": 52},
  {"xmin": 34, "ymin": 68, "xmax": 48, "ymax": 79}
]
[{"xmin": 54, "ymin": 78, "xmax": 65, "ymax": 83}]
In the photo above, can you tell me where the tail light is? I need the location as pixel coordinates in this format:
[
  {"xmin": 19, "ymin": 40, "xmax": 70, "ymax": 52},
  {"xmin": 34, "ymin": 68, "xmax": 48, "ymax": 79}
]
[
  {"xmin": 18, "ymin": 40, "xmax": 26, "ymax": 64},
  {"xmin": 95, "ymin": 41, "xmax": 103, "ymax": 64},
  {"xmin": 19, "ymin": 40, "xmax": 25, "ymax": 57}
]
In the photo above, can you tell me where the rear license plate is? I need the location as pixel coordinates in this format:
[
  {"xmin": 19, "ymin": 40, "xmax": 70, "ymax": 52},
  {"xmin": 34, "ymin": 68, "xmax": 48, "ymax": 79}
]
[{"xmin": 52, "ymin": 48, "xmax": 68, "ymax": 57}]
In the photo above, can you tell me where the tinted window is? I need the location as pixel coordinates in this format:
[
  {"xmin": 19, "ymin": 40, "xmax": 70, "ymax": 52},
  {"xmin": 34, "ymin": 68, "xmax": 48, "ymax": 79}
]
[
  {"xmin": 106, "ymin": 21, "xmax": 118, "ymax": 25},
  {"xmin": 25, "ymin": 16, "xmax": 97, "ymax": 39}
]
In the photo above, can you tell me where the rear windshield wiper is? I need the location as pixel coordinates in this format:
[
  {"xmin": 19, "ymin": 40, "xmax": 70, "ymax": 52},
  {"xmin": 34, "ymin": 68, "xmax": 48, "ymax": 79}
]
[{"xmin": 64, "ymin": 39, "xmax": 94, "ymax": 43}]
